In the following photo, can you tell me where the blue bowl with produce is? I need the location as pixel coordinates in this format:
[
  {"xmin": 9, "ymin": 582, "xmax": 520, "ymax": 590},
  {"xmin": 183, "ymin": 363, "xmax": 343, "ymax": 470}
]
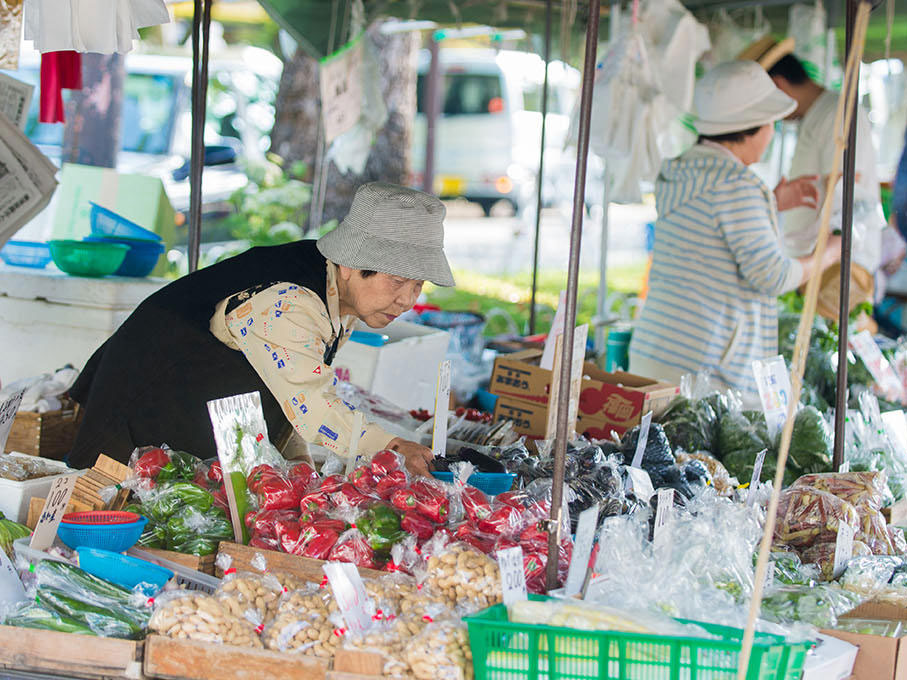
[
  {"xmin": 57, "ymin": 511, "xmax": 148, "ymax": 552},
  {"xmin": 84, "ymin": 235, "xmax": 164, "ymax": 277},
  {"xmin": 77, "ymin": 547, "xmax": 173, "ymax": 594},
  {"xmin": 0, "ymin": 240, "xmax": 52, "ymax": 268},
  {"xmin": 89, "ymin": 202, "xmax": 162, "ymax": 242}
]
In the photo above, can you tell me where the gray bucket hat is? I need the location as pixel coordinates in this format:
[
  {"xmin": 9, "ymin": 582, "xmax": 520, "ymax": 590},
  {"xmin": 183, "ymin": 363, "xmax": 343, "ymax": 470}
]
[{"xmin": 316, "ymin": 182, "xmax": 455, "ymax": 287}]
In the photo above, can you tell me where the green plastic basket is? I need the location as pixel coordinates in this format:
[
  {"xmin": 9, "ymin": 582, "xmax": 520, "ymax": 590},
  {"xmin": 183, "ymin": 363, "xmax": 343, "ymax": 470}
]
[{"xmin": 464, "ymin": 597, "xmax": 811, "ymax": 680}]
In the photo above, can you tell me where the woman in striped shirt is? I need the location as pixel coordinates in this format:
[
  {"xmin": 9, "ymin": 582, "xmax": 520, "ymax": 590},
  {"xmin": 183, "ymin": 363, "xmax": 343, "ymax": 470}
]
[{"xmin": 629, "ymin": 61, "xmax": 840, "ymax": 404}]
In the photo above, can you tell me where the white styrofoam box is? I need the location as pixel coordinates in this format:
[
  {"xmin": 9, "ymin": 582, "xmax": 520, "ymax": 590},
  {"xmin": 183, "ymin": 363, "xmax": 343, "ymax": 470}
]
[
  {"xmin": 0, "ymin": 452, "xmax": 80, "ymax": 523},
  {"xmin": 0, "ymin": 264, "xmax": 166, "ymax": 383},
  {"xmin": 333, "ymin": 319, "xmax": 450, "ymax": 411},
  {"xmin": 801, "ymin": 633, "xmax": 858, "ymax": 680}
]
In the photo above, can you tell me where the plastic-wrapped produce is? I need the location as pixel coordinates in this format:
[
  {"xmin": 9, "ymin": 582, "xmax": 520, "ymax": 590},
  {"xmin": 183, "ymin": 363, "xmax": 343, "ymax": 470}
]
[
  {"xmin": 791, "ymin": 471, "xmax": 888, "ymax": 512},
  {"xmin": 774, "ymin": 487, "xmax": 860, "ymax": 549},
  {"xmin": 150, "ymin": 591, "xmax": 263, "ymax": 647},
  {"xmin": 760, "ymin": 584, "xmax": 865, "ymax": 628},
  {"xmin": 656, "ymin": 396, "xmax": 718, "ymax": 454},
  {"xmin": 841, "ymin": 555, "xmax": 902, "ymax": 595},
  {"xmin": 675, "ymin": 451, "xmax": 735, "ymax": 495},
  {"xmin": 799, "ymin": 540, "xmax": 872, "ymax": 581}
]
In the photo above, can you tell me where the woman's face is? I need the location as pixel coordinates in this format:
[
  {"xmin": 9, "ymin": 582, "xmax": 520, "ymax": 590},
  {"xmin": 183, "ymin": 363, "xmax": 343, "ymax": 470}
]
[
  {"xmin": 336, "ymin": 266, "xmax": 423, "ymax": 328},
  {"xmin": 738, "ymin": 124, "xmax": 774, "ymax": 165}
]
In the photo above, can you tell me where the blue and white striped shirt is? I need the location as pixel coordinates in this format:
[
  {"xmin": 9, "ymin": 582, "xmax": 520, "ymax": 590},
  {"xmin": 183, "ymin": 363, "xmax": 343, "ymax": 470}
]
[{"xmin": 629, "ymin": 143, "xmax": 802, "ymax": 403}]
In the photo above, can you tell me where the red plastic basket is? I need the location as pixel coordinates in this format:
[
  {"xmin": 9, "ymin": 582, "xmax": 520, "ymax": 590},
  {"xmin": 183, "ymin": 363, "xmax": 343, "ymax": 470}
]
[{"xmin": 61, "ymin": 511, "xmax": 141, "ymax": 525}]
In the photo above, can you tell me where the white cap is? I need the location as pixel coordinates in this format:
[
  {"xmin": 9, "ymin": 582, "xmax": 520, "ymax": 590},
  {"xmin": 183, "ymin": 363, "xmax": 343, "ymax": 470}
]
[{"xmin": 693, "ymin": 60, "xmax": 796, "ymax": 136}]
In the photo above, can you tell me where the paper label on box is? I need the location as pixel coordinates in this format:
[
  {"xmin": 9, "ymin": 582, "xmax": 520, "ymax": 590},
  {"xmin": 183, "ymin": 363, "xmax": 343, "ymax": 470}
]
[
  {"xmin": 0, "ymin": 547, "xmax": 25, "ymax": 606},
  {"xmin": 324, "ymin": 561, "xmax": 375, "ymax": 634},
  {"xmin": 747, "ymin": 449, "xmax": 768, "ymax": 507},
  {"xmin": 752, "ymin": 356, "xmax": 792, "ymax": 439},
  {"xmin": 432, "ymin": 360, "xmax": 451, "ymax": 456},
  {"xmin": 497, "ymin": 546, "xmax": 527, "ymax": 605},
  {"xmin": 631, "ymin": 411, "xmax": 653, "ymax": 469},
  {"xmin": 850, "ymin": 330, "xmax": 905, "ymax": 402},
  {"xmin": 30, "ymin": 472, "xmax": 80, "ymax": 551},
  {"xmin": 626, "ymin": 466, "xmax": 655, "ymax": 502},
  {"xmin": 833, "ymin": 523, "xmax": 854, "ymax": 579},
  {"xmin": 654, "ymin": 488, "xmax": 674, "ymax": 540},
  {"xmin": 564, "ymin": 504, "xmax": 598, "ymax": 596},
  {"xmin": 0, "ymin": 387, "xmax": 25, "ymax": 454}
]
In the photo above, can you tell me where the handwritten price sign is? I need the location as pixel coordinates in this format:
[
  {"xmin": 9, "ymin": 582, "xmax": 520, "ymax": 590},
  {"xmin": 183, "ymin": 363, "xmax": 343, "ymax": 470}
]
[{"xmin": 30, "ymin": 473, "xmax": 80, "ymax": 551}]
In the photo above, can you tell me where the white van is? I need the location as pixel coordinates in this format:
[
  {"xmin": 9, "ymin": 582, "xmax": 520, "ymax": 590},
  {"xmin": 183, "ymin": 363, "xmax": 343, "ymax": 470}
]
[{"xmin": 411, "ymin": 48, "xmax": 579, "ymax": 216}]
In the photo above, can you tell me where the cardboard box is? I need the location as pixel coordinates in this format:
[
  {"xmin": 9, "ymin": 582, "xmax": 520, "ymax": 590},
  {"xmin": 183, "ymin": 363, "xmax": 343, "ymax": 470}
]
[
  {"xmin": 492, "ymin": 395, "xmax": 552, "ymax": 439},
  {"xmin": 332, "ymin": 319, "xmax": 449, "ymax": 411},
  {"xmin": 51, "ymin": 163, "xmax": 176, "ymax": 276},
  {"xmin": 489, "ymin": 349, "xmax": 552, "ymax": 405},
  {"xmin": 821, "ymin": 602, "xmax": 907, "ymax": 679},
  {"xmin": 575, "ymin": 368, "xmax": 679, "ymax": 438}
]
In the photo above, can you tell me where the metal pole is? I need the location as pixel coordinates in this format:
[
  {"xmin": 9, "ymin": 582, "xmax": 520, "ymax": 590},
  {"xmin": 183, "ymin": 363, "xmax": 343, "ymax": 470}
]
[
  {"xmin": 188, "ymin": 0, "xmax": 212, "ymax": 273},
  {"xmin": 422, "ymin": 35, "xmax": 442, "ymax": 194},
  {"xmin": 546, "ymin": 0, "xmax": 600, "ymax": 592},
  {"xmin": 833, "ymin": 0, "xmax": 860, "ymax": 469},
  {"xmin": 529, "ymin": 0, "xmax": 553, "ymax": 336}
]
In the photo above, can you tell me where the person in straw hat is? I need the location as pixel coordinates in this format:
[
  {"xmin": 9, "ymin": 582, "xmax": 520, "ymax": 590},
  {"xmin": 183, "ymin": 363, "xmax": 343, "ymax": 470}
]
[
  {"xmin": 741, "ymin": 37, "xmax": 889, "ymax": 313},
  {"xmin": 629, "ymin": 61, "xmax": 840, "ymax": 404},
  {"xmin": 68, "ymin": 183, "xmax": 454, "ymax": 476}
]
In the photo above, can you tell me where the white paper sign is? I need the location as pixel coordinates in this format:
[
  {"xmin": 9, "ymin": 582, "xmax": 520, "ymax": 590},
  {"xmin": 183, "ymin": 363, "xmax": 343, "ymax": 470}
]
[
  {"xmin": 497, "ymin": 546, "xmax": 527, "ymax": 605},
  {"xmin": 319, "ymin": 37, "xmax": 364, "ymax": 145},
  {"xmin": 764, "ymin": 561, "xmax": 775, "ymax": 590},
  {"xmin": 752, "ymin": 356, "xmax": 793, "ymax": 438},
  {"xmin": 564, "ymin": 504, "xmax": 599, "ymax": 596},
  {"xmin": 540, "ymin": 291, "xmax": 567, "ymax": 371},
  {"xmin": 654, "ymin": 488, "xmax": 674, "ymax": 540},
  {"xmin": 630, "ymin": 411, "xmax": 653, "ymax": 469},
  {"xmin": 0, "ymin": 548, "xmax": 25, "ymax": 606},
  {"xmin": 850, "ymin": 330, "xmax": 905, "ymax": 402},
  {"xmin": 432, "ymin": 360, "xmax": 452, "ymax": 457},
  {"xmin": 833, "ymin": 523, "xmax": 855, "ymax": 579},
  {"xmin": 625, "ymin": 466, "xmax": 655, "ymax": 503},
  {"xmin": 545, "ymin": 324, "xmax": 588, "ymax": 439},
  {"xmin": 324, "ymin": 561, "xmax": 375, "ymax": 634},
  {"xmin": 0, "ymin": 387, "xmax": 25, "ymax": 454},
  {"xmin": 30, "ymin": 472, "xmax": 80, "ymax": 551},
  {"xmin": 747, "ymin": 449, "xmax": 768, "ymax": 507}
]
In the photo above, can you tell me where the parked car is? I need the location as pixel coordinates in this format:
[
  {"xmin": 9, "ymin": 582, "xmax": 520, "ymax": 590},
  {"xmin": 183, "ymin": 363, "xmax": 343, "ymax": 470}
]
[{"xmin": 410, "ymin": 48, "xmax": 580, "ymax": 216}]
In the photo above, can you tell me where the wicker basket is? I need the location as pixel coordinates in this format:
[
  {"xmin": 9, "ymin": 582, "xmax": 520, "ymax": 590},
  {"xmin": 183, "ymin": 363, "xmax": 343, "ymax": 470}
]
[{"xmin": 4, "ymin": 400, "xmax": 83, "ymax": 460}]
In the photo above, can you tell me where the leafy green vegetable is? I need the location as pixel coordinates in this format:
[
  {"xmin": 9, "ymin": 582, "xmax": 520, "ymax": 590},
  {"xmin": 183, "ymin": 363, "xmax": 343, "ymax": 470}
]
[{"xmin": 656, "ymin": 397, "xmax": 717, "ymax": 453}]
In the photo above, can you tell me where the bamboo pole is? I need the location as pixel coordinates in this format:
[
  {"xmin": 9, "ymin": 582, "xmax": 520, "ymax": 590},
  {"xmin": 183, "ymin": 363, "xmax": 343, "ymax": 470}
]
[{"xmin": 735, "ymin": 3, "xmax": 872, "ymax": 676}]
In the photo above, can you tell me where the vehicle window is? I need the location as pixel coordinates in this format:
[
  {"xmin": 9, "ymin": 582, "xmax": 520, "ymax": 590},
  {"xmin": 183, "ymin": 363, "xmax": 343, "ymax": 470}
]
[
  {"xmin": 522, "ymin": 83, "xmax": 563, "ymax": 115},
  {"xmin": 416, "ymin": 73, "xmax": 503, "ymax": 115}
]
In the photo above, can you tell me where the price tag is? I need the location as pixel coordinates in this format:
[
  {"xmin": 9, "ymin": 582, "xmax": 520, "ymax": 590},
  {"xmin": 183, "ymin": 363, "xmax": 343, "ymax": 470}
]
[
  {"xmin": 496, "ymin": 546, "xmax": 527, "ymax": 606},
  {"xmin": 0, "ymin": 547, "xmax": 25, "ymax": 606},
  {"xmin": 746, "ymin": 449, "xmax": 768, "ymax": 506},
  {"xmin": 850, "ymin": 330, "xmax": 905, "ymax": 403},
  {"xmin": 630, "ymin": 411, "xmax": 653, "ymax": 469},
  {"xmin": 432, "ymin": 360, "xmax": 452, "ymax": 458},
  {"xmin": 764, "ymin": 561, "xmax": 775, "ymax": 591},
  {"xmin": 752, "ymin": 356, "xmax": 792, "ymax": 439},
  {"xmin": 324, "ymin": 561, "xmax": 375, "ymax": 634},
  {"xmin": 564, "ymin": 504, "xmax": 599, "ymax": 596},
  {"xmin": 345, "ymin": 412, "xmax": 365, "ymax": 475},
  {"xmin": 0, "ymin": 388, "xmax": 25, "ymax": 453},
  {"xmin": 833, "ymin": 522, "xmax": 855, "ymax": 579},
  {"xmin": 30, "ymin": 472, "xmax": 80, "ymax": 551},
  {"xmin": 839, "ymin": 460, "xmax": 851, "ymax": 473},
  {"xmin": 319, "ymin": 36, "xmax": 364, "ymax": 144},
  {"xmin": 625, "ymin": 466, "xmax": 655, "ymax": 503},
  {"xmin": 654, "ymin": 488, "xmax": 674, "ymax": 540}
]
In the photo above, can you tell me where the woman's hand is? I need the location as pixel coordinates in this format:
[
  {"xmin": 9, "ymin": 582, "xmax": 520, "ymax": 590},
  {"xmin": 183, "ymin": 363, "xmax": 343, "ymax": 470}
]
[
  {"xmin": 775, "ymin": 175, "xmax": 819, "ymax": 212},
  {"xmin": 387, "ymin": 437, "xmax": 434, "ymax": 477}
]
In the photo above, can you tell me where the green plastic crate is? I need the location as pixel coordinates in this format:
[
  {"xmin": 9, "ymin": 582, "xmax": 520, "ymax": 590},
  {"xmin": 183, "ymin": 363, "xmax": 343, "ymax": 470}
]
[{"xmin": 464, "ymin": 597, "xmax": 811, "ymax": 680}]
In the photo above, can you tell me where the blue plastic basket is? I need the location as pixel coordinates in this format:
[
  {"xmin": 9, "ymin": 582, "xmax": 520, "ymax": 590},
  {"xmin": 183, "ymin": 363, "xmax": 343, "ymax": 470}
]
[
  {"xmin": 57, "ymin": 514, "xmax": 148, "ymax": 552},
  {"xmin": 77, "ymin": 547, "xmax": 173, "ymax": 595},
  {"xmin": 0, "ymin": 240, "xmax": 52, "ymax": 268},
  {"xmin": 431, "ymin": 470, "xmax": 515, "ymax": 496},
  {"xmin": 85, "ymin": 236, "xmax": 164, "ymax": 277},
  {"xmin": 89, "ymin": 202, "xmax": 162, "ymax": 242}
]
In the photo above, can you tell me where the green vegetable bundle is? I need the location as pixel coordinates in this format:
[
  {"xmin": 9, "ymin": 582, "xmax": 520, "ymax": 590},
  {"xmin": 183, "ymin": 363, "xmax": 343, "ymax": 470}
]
[{"xmin": 0, "ymin": 511, "xmax": 31, "ymax": 557}]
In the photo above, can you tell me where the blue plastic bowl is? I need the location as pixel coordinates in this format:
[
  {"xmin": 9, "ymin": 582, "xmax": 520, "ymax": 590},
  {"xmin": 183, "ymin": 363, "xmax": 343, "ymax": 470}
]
[
  {"xmin": 57, "ymin": 516, "xmax": 148, "ymax": 552},
  {"xmin": 84, "ymin": 236, "xmax": 164, "ymax": 277},
  {"xmin": 89, "ymin": 202, "xmax": 162, "ymax": 242},
  {"xmin": 0, "ymin": 240, "xmax": 52, "ymax": 268},
  {"xmin": 77, "ymin": 547, "xmax": 173, "ymax": 595},
  {"xmin": 431, "ymin": 471, "xmax": 516, "ymax": 496}
]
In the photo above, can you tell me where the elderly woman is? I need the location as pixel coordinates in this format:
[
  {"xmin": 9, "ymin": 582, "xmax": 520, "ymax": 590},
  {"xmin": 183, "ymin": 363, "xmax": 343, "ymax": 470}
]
[{"xmin": 629, "ymin": 61, "xmax": 840, "ymax": 403}]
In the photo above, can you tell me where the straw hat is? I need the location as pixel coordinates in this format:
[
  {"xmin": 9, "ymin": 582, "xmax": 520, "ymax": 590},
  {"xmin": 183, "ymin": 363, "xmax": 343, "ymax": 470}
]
[
  {"xmin": 317, "ymin": 182, "xmax": 455, "ymax": 287},
  {"xmin": 737, "ymin": 36, "xmax": 796, "ymax": 70}
]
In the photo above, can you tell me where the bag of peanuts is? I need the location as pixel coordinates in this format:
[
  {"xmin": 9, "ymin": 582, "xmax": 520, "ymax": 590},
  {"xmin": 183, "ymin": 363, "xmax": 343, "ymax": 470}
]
[
  {"xmin": 419, "ymin": 534, "xmax": 502, "ymax": 612},
  {"xmin": 148, "ymin": 591, "xmax": 263, "ymax": 648},
  {"xmin": 215, "ymin": 552, "xmax": 285, "ymax": 624},
  {"xmin": 261, "ymin": 586, "xmax": 345, "ymax": 657},
  {"xmin": 404, "ymin": 619, "xmax": 474, "ymax": 680}
]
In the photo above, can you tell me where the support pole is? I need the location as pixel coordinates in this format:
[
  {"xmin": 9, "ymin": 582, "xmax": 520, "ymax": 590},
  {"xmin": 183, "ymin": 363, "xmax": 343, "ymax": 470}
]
[
  {"xmin": 422, "ymin": 35, "xmax": 442, "ymax": 195},
  {"xmin": 833, "ymin": 0, "xmax": 861, "ymax": 469},
  {"xmin": 188, "ymin": 0, "xmax": 213, "ymax": 273},
  {"xmin": 529, "ymin": 0, "xmax": 553, "ymax": 336},
  {"xmin": 545, "ymin": 0, "xmax": 600, "ymax": 592}
]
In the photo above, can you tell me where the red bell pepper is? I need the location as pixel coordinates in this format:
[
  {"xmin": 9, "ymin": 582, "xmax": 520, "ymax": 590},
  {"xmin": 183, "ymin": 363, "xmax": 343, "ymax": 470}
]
[
  {"xmin": 257, "ymin": 475, "xmax": 300, "ymax": 511},
  {"xmin": 192, "ymin": 467, "xmax": 209, "ymax": 490},
  {"xmin": 370, "ymin": 450, "xmax": 401, "ymax": 477},
  {"xmin": 349, "ymin": 465, "xmax": 376, "ymax": 492},
  {"xmin": 288, "ymin": 462, "xmax": 318, "ymax": 485},
  {"xmin": 247, "ymin": 464, "xmax": 279, "ymax": 494},
  {"xmin": 333, "ymin": 483, "xmax": 372, "ymax": 508},
  {"xmin": 307, "ymin": 518, "xmax": 348, "ymax": 535},
  {"xmin": 524, "ymin": 551, "xmax": 548, "ymax": 594},
  {"xmin": 277, "ymin": 522, "xmax": 302, "ymax": 553},
  {"xmin": 478, "ymin": 505, "xmax": 522, "ymax": 537},
  {"xmin": 462, "ymin": 487, "xmax": 492, "ymax": 523},
  {"xmin": 252, "ymin": 509, "xmax": 300, "ymax": 539},
  {"xmin": 300, "ymin": 491, "xmax": 331, "ymax": 514},
  {"xmin": 495, "ymin": 491, "xmax": 526, "ymax": 510},
  {"xmin": 401, "ymin": 512, "xmax": 435, "ymax": 541},
  {"xmin": 328, "ymin": 531, "xmax": 376, "ymax": 569},
  {"xmin": 207, "ymin": 460, "xmax": 223, "ymax": 484},
  {"xmin": 295, "ymin": 527, "xmax": 340, "ymax": 560},
  {"xmin": 249, "ymin": 535, "xmax": 279, "ymax": 551},
  {"xmin": 519, "ymin": 523, "xmax": 549, "ymax": 552},
  {"xmin": 212, "ymin": 485, "xmax": 229, "ymax": 512},
  {"xmin": 319, "ymin": 474, "xmax": 346, "ymax": 493},
  {"xmin": 133, "ymin": 448, "xmax": 170, "ymax": 479},
  {"xmin": 375, "ymin": 470, "xmax": 407, "ymax": 500},
  {"xmin": 410, "ymin": 480, "xmax": 449, "ymax": 523}
]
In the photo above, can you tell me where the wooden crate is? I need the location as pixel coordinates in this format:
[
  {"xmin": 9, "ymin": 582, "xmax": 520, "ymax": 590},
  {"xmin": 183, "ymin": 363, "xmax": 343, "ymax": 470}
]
[
  {"xmin": 26, "ymin": 495, "xmax": 94, "ymax": 529},
  {"xmin": 137, "ymin": 547, "xmax": 216, "ymax": 576},
  {"xmin": 71, "ymin": 454, "xmax": 131, "ymax": 510},
  {"xmin": 5, "ymin": 402, "xmax": 83, "ymax": 460},
  {"xmin": 0, "ymin": 625, "xmax": 143, "ymax": 679},
  {"xmin": 333, "ymin": 649, "xmax": 385, "ymax": 676},
  {"xmin": 144, "ymin": 635, "xmax": 328, "ymax": 680},
  {"xmin": 216, "ymin": 542, "xmax": 386, "ymax": 581}
]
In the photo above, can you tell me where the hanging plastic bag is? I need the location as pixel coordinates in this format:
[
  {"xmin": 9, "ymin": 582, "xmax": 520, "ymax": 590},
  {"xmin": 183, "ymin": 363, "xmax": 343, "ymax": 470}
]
[{"xmin": 789, "ymin": 2, "xmax": 829, "ymax": 82}]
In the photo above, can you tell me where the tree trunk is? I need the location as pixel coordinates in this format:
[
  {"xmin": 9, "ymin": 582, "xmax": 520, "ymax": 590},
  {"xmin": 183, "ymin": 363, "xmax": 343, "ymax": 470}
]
[
  {"xmin": 61, "ymin": 53, "xmax": 125, "ymax": 168},
  {"xmin": 270, "ymin": 23, "xmax": 417, "ymax": 230}
]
